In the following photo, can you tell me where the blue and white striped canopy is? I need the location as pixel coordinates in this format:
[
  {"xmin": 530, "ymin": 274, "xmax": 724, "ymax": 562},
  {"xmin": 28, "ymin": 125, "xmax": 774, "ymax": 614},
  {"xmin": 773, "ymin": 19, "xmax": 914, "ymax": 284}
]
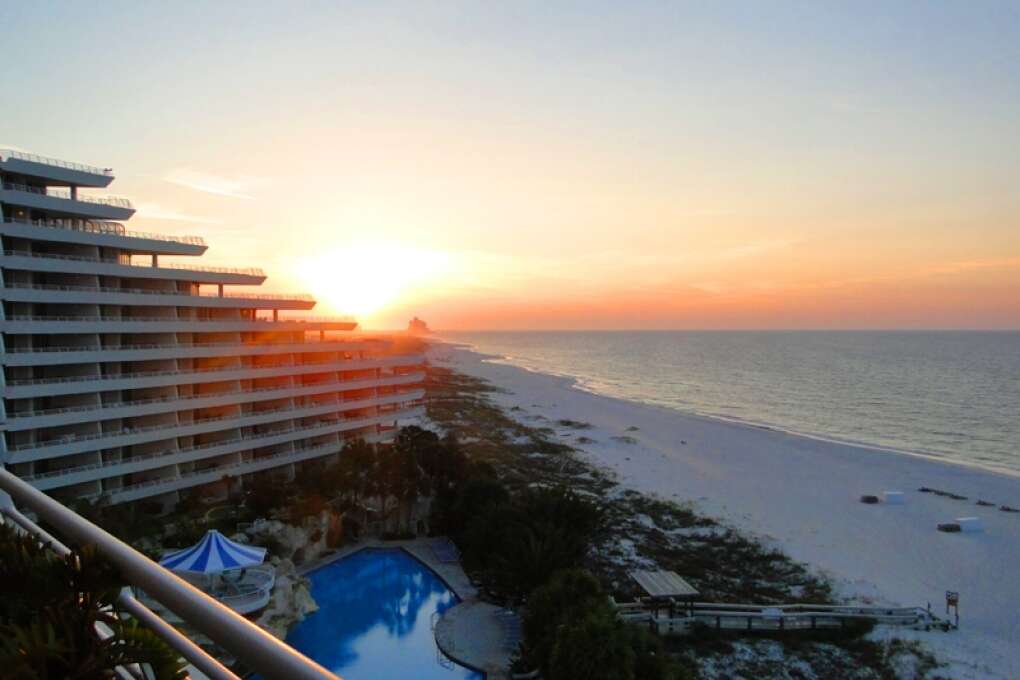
[{"xmin": 159, "ymin": 530, "xmax": 267, "ymax": 574}]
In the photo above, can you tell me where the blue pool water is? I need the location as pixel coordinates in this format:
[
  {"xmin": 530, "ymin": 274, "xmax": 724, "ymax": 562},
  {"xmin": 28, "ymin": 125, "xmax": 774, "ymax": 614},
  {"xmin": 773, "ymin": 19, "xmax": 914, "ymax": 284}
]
[{"xmin": 282, "ymin": 548, "xmax": 482, "ymax": 680}]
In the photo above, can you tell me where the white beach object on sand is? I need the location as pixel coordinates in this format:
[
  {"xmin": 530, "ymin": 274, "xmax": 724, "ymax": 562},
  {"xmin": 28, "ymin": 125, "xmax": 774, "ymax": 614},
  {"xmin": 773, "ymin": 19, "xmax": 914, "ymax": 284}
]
[
  {"xmin": 957, "ymin": 517, "xmax": 984, "ymax": 533},
  {"xmin": 884, "ymin": 491, "xmax": 905, "ymax": 505}
]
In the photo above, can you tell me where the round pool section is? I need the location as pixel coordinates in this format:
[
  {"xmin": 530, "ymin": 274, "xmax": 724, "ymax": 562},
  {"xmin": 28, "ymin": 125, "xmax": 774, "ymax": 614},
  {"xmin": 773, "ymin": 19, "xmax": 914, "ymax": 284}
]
[{"xmin": 284, "ymin": 548, "xmax": 483, "ymax": 679}]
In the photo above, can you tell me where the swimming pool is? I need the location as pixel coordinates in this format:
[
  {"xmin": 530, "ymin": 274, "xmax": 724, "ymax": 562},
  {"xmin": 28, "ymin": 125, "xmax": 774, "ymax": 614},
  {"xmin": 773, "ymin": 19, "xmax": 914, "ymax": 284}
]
[{"xmin": 283, "ymin": 548, "xmax": 483, "ymax": 679}]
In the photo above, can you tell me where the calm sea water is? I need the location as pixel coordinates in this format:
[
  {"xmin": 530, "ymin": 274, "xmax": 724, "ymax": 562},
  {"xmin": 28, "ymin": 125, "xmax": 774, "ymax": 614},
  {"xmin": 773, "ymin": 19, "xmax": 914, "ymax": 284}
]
[{"xmin": 441, "ymin": 331, "xmax": 1020, "ymax": 477}]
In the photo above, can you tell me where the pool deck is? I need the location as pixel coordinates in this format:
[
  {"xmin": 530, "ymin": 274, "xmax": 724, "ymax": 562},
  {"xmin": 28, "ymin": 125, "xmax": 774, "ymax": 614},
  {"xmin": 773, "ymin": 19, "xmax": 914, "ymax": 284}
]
[{"xmin": 299, "ymin": 538, "xmax": 515, "ymax": 679}]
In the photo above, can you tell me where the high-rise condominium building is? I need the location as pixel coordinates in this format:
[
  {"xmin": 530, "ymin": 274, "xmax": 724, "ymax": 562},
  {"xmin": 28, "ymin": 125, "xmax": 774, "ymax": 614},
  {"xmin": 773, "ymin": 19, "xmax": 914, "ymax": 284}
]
[{"xmin": 0, "ymin": 149, "xmax": 425, "ymax": 509}]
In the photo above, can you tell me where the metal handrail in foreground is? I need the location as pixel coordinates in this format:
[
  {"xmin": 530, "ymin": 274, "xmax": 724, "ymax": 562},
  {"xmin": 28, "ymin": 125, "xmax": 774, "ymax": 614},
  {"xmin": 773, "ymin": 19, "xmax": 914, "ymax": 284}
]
[
  {"xmin": 0, "ymin": 500, "xmax": 238, "ymax": 680},
  {"xmin": 0, "ymin": 468, "xmax": 340, "ymax": 680}
]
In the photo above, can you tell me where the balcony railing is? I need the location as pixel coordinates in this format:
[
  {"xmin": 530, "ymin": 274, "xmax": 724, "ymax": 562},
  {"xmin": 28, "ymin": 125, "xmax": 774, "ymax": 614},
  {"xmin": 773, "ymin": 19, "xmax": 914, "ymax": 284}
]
[
  {"xmin": 2, "ymin": 249, "xmax": 264, "ymax": 276},
  {"xmin": 0, "ymin": 149, "xmax": 113, "ymax": 176},
  {"xmin": 80, "ymin": 431, "xmax": 397, "ymax": 500},
  {"xmin": 0, "ymin": 468, "xmax": 340, "ymax": 680},
  {"xmin": 20, "ymin": 423, "xmax": 399, "ymax": 484},
  {"xmin": 4, "ymin": 337, "xmax": 388, "ymax": 355},
  {"xmin": 1, "ymin": 182, "xmax": 132, "ymax": 208},
  {"xmin": 2, "ymin": 218, "xmax": 205, "ymax": 246},
  {"xmin": 8, "ymin": 372, "xmax": 424, "ymax": 418},
  {"xmin": 6, "ymin": 357, "xmax": 405, "ymax": 387},
  {"xmin": 8, "ymin": 390, "xmax": 424, "ymax": 453},
  {"xmin": 4, "ymin": 314, "xmax": 353, "ymax": 326},
  {"xmin": 4, "ymin": 281, "xmax": 314, "ymax": 302}
]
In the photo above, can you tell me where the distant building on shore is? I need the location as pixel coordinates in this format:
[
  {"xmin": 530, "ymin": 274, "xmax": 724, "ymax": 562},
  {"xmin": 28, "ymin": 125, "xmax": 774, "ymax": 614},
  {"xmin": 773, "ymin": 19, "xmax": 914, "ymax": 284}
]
[
  {"xmin": 0, "ymin": 148, "xmax": 426, "ymax": 509},
  {"xmin": 407, "ymin": 316, "xmax": 432, "ymax": 335}
]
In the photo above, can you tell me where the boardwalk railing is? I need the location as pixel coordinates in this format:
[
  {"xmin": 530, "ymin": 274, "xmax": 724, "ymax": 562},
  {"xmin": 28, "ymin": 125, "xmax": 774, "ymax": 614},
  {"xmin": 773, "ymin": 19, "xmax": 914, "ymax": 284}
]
[
  {"xmin": 0, "ymin": 468, "xmax": 340, "ymax": 680},
  {"xmin": 615, "ymin": 598, "xmax": 952, "ymax": 634}
]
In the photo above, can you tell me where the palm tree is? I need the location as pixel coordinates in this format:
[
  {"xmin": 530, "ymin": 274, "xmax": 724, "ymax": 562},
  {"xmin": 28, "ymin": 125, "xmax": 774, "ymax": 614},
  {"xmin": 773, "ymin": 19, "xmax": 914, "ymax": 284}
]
[{"xmin": 379, "ymin": 444, "xmax": 431, "ymax": 534}]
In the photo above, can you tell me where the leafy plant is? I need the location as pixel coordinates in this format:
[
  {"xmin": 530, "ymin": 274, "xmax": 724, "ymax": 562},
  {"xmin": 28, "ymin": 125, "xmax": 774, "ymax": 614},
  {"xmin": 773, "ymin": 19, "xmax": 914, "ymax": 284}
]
[{"xmin": 0, "ymin": 523, "xmax": 186, "ymax": 679}]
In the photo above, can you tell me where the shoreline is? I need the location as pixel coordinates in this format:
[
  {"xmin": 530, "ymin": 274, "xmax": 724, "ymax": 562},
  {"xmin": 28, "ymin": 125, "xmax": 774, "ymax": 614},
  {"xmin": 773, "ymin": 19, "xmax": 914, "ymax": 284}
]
[
  {"xmin": 455, "ymin": 341, "xmax": 1020, "ymax": 482},
  {"xmin": 427, "ymin": 340, "xmax": 1020, "ymax": 679}
]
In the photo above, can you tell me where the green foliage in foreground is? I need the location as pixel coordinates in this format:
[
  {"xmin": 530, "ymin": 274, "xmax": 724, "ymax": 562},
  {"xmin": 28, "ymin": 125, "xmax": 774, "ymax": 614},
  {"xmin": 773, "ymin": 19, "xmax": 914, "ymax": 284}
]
[
  {"xmin": 0, "ymin": 523, "xmax": 186, "ymax": 680},
  {"xmin": 523, "ymin": 570, "xmax": 691, "ymax": 680}
]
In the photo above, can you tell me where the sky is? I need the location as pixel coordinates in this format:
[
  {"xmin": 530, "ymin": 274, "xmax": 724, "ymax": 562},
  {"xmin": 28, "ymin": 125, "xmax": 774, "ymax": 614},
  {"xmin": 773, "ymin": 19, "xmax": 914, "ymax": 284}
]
[{"xmin": 4, "ymin": 1, "xmax": 1019, "ymax": 329}]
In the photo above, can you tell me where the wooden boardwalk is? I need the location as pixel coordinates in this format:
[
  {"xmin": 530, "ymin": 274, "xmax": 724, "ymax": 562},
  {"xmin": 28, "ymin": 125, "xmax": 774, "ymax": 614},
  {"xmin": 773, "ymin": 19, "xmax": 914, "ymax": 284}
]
[{"xmin": 617, "ymin": 600, "xmax": 955, "ymax": 634}]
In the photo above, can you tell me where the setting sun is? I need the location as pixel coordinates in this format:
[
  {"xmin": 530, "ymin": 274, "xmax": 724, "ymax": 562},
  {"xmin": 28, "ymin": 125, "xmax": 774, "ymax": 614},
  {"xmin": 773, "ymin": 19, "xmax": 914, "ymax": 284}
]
[{"xmin": 296, "ymin": 243, "xmax": 450, "ymax": 320}]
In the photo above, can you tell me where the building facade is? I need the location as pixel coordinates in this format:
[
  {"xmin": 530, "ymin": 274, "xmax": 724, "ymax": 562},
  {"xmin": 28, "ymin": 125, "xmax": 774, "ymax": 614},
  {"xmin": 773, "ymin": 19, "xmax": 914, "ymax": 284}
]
[{"xmin": 0, "ymin": 149, "xmax": 425, "ymax": 508}]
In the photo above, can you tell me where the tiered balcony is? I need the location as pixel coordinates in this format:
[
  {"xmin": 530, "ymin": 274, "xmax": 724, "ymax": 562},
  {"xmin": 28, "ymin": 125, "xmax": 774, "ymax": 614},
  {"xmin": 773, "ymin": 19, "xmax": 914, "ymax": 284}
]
[
  {"xmin": 1, "ymin": 282, "xmax": 316, "ymax": 310},
  {"xmin": 4, "ymin": 356, "xmax": 421, "ymax": 398},
  {"xmin": 2, "ymin": 338, "xmax": 390, "ymax": 367},
  {"xmin": 75, "ymin": 418, "xmax": 420, "ymax": 505},
  {"xmin": 8, "ymin": 388, "xmax": 425, "ymax": 463},
  {"xmin": 6, "ymin": 372, "xmax": 425, "ymax": 428},
  {"xmin": 0, "ymin": 149, "xmax": 114, "ymax": 187},
  {"xmin": 0, "ymin": 182, "xmax": 134, "ymax": 220},
  {"xmin": 1, "ymin": 313, "xmax": 356, "ymax": 336},
  {"xmin": 21, "ymin": 401, "xmax": 424, "ymax": 495},
  {"xmin": 1, "ymin": 249, "xmax": 265, "ymax": 284},
  {"xmin": 0, "ymin": 218, "xmax": 206, "ymax": 255}
]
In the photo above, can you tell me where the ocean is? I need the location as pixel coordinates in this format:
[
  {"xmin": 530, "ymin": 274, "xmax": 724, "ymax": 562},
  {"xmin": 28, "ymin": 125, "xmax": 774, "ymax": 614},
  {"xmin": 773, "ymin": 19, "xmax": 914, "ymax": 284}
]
[{"xmin": 439, "ymin": 331, "xmax": 1020, "ymax": 477}]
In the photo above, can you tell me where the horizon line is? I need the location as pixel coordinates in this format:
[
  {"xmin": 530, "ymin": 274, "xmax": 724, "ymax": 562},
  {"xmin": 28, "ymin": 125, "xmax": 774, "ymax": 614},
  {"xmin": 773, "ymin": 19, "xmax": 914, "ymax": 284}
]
[{"xmin": 360, "ymin": 327, "xmax": 1020, "ymax": 333}]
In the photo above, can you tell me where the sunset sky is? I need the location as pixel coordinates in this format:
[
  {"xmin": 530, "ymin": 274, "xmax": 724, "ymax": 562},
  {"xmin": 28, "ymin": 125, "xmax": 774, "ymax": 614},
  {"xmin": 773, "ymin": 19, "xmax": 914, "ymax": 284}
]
[{"xmin": 5, "ymin": 2, "xmax": 1019, "ymax": 329}]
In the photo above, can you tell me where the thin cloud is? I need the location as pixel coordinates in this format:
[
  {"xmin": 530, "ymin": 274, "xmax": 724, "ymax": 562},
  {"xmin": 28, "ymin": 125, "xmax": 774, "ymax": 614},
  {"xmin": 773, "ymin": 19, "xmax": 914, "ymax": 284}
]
[
  {"xmin": 922, "ymin": 257, "xmax": 1020, "ymax": 277},
  {"xmin": 164, "ymin": 168, "xmax": 268, "ymax": 199},
  {"xmin": 134, "ymin": 202, "xmax": 222, "ymax": 225}
]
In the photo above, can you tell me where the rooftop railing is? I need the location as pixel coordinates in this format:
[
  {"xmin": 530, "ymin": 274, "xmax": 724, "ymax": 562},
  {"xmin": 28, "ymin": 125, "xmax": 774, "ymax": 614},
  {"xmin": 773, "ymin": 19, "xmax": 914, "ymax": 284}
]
[
  {"xmin": 1, "ymin": 182, "xmax": 132, "ymax": 208},
  {"xmin": 2, "ymin": 218, "xmax": 205, "ymax": 246},
  {"xmin": 0, "ymin": 149, "xmax": 113, "ymax": 176},
  {"xmin": 0, "ymin": 468, "xmax": 341, "ymax": 680},
  {"xmin": 3, "ymin": 249, "xmax": 264, "ymax": 276},
  {"xmin": 4, "ymin": 282, "xmax": 314, "ymax": 302}
]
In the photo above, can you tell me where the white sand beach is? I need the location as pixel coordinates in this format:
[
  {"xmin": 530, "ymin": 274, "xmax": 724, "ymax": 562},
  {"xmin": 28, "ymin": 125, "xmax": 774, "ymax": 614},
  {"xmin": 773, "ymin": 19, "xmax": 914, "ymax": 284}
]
[{"xmin": 429, "ymin": 342, "xmax": 1020, "ymax": 679}]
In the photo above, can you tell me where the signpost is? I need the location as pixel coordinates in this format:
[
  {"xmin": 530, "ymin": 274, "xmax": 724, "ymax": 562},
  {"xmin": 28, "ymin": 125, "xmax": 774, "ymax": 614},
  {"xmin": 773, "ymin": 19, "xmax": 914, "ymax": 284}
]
[{"xmin": 945, "ymin": 591, "xmax": 959, "ymax": 627}]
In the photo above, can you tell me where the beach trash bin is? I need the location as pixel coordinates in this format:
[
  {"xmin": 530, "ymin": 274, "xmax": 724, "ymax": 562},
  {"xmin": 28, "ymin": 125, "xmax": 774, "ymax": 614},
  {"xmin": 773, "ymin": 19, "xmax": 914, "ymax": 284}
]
[
  {"xmin": 884, "ymin": 491, "xmax": 905, "ymax": 505},
  {"xmin": 956, "ymin": 517, "xmax": 983, "ymax": 533}
]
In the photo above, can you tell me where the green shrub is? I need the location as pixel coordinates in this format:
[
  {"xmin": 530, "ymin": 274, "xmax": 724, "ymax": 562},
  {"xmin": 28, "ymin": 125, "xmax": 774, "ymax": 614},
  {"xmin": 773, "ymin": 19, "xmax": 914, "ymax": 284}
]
[
  {"xmin": 523, "ymin": 569, "xmax": 685, "ymax": 680},
  {"xmin": 548, "ymin": 611, "xmax": 636, "ymax": 680}
]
